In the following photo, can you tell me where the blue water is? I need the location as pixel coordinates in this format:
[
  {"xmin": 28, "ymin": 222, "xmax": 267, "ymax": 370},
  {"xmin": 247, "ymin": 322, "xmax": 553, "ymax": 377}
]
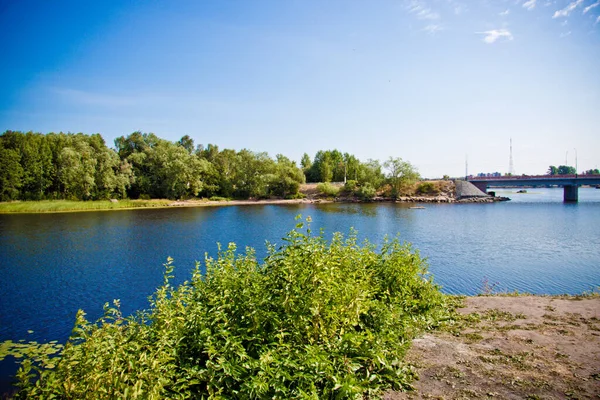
[{"xmin": 1, "ymin": 187, "xmax": 599, "ymax": 389}]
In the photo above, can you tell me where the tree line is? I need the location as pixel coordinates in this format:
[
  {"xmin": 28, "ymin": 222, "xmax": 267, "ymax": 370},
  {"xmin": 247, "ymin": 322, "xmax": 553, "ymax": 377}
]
[
  {"xmin": 547, "ymin": 165, "xmax": 599, "ymax": 176},
  {"xmin": 0, "ymin": 130, "xmax": 420, "ymax": 201}
]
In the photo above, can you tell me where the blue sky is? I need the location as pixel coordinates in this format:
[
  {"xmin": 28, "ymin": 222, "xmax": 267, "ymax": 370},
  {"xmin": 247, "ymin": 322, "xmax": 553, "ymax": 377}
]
[{"xmin": 1, "ymin": 0, "xmax": 598, "ymax": 178}]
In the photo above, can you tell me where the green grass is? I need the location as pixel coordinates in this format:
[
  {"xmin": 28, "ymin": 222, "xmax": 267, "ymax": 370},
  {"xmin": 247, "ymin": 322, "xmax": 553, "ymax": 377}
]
[{"xmin": 0, "ymin": 199, "xmax": 174, "ymax": 214}]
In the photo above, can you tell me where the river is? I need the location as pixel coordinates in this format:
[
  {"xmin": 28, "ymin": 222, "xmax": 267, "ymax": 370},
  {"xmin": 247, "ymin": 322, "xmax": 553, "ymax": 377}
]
[{"xmin": 1, "ymin": 187, "xmax": 599, "ymax": 389}]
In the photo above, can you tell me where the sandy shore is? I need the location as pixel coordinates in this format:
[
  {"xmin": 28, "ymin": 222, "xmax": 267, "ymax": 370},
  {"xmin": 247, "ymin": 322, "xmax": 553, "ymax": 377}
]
[{"xmin": 387, "ymin": 295, "xmax": 600, "ymax": 399}]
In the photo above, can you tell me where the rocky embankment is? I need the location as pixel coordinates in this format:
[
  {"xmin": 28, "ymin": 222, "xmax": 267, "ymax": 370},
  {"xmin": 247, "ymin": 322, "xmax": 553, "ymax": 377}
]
[{"xmin": 300, "ymin": 180, "xmax": 510, "ymax": 204}]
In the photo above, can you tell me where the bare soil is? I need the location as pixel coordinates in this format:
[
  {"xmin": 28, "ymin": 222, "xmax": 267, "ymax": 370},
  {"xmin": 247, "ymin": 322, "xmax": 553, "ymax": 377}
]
[{"xmin": 387, "ymin": 296, "xmax": 600, "ymax": 399}]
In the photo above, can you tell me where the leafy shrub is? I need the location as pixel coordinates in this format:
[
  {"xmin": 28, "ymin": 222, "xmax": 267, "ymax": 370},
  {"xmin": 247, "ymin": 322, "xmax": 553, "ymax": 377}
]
[
  {"xmin": 284, "ymin": 192, "xmax": 306, "ymax": 200},
  {"xmin": 416, "ymin": 182, "xmax": 440, "ymax": 195},
  {"xmin": 344, "ymin": 179, "xmax": 358, "ymax": 193},
  {"xmin": 209, "ymin": 196, "xmax": 230, "ymax": 201},
  {"xmin": 3, "ymin": 219, "xmax": 449, "ymax": 399},
  {"xmin": 316, "ymin": 182, "xmax": 340, "ymax": 197},
  {"xmin": 357, "ymin": 182, "xmax": 377, "ymax": 200}
]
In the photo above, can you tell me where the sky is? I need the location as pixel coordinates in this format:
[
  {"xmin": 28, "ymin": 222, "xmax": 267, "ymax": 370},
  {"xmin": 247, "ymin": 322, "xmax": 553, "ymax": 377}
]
[{"xmin": 1, "ymin": 0, "xmax": 599, "ymax": 178}]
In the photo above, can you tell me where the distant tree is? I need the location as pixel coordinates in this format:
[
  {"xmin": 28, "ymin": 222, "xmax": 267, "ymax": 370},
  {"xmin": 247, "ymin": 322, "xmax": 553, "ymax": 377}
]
[
  {"xmin": 0, "ymin": 141, "xmax": 24, "ymax": 201},
  {"xmin": 357, "ymin": 159, "xmax": 385, "ymax": 189},
  {"xmin": 583, "ymin": 169, "xmax": 600, "ymax": 175},
  {"xmin": 178, "ymin": 135, "xmax": 194, "ymax": 154},
  {"xmin": 300, "ymin": 153, "xmax": 311, "ymax": 170},
  {"xmin": 384, "ymin": 157, "xmax": 420, "ymax": 198},
  {"xmin": 557, "ymin": 165, "xmax": 576, "ymax": 175},
  {"xmin": 547, "ymin": 166, "xmax": 558, "ymax": 175}
]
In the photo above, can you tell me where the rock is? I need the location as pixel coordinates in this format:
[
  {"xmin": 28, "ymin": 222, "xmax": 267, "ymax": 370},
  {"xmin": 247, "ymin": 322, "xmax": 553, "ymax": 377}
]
[{"xmin": 110, "ymin": 199, "xmax": 118, "ymax": 203}]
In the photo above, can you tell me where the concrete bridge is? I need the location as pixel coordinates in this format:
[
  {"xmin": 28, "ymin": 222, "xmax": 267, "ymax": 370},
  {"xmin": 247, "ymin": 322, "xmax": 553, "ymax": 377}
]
[{"xmin": 467, "ymin": 175, "xmax": 600, "ymax": 202}]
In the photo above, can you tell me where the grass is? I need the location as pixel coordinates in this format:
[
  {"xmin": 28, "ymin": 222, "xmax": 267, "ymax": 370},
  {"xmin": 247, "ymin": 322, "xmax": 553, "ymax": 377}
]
[{"xmin": 0, "ymin": 199, "xmax": 174, "ymax": 214}]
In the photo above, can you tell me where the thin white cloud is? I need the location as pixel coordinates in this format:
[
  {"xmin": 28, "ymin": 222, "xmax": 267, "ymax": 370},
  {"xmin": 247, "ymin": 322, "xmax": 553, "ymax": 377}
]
[
  {"xmin": 560, "ymin": 30, "xmax": 572, "ymax": 37},
  {"xmin": 552, "ymin": 0, "xmax": 583, "ymax": 18},
  {"xmin": 423, "ymin": 24, "xmax": 444, "ymax": 34},
  {"xmin": 408, "ymin": 1, "xmax": 440, "ymax": 20},
  {"xmin": 596, "ymin": 15, "xmax": 600, "ymax": 23},
  {"xmin": 477, "ymin": 29, "xmax": 514, "ymax": 43},
  {"xmin": 500, "ymin": 9, "xmax": 510, "ymax": 16},
  {"xmin": 583, "ymin": 0, "xmax": 600, "ymax": 13},
  {"xmin": 523, "ymin": 0, "xmax": 537, "ymax": 10}
]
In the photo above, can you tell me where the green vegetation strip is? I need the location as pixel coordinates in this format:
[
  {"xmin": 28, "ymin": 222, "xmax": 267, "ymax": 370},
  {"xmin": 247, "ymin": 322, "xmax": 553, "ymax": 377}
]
[
  {"xmin": 1, "ymin": 219, "xmax": 453, "ymax": 399},
  {"xmin": 0, "ymin": 199, "xmax": 173, "ymax": 213}
]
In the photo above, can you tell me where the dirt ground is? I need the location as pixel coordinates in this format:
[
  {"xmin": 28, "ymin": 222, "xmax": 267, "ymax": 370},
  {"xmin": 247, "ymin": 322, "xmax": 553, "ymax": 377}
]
[{"xmin": 387, "ymin": 296, "xmax": 600, "ymax": 400}]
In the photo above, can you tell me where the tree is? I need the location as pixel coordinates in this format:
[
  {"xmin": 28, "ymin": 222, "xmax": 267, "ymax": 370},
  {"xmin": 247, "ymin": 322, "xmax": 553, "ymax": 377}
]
[
  {"xmin": 547, "ymin": 166, "xmax": 558, "ymax": 175},
  {"xmin": 384, "ymin": 157, "xmax": 420, "ymax": 198},
  {"xmin": 178, "ymin": 135, "xmax": 194, "ymax": 154},
  {"xmin": 557, "ymin": 165, "xmax": 576, "ymax": 175},
  {"xmin": 583, "ymin": 169, "xmax": 599, "ymax": 175},
  {"xmin": 0, "ymin": 142, "xmax": 23, "ymax": 200}
]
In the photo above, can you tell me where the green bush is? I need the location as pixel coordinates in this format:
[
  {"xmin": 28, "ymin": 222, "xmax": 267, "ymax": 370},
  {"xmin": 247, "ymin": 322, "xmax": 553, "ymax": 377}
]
[
  {"xmin": 344, "ymin": 180, "xmax": 358, "ymax": 193},
  {"xmin": 316, "ymin": 182, "xmax": 340, "ymax": 197},
  {"xmin": 357, "ymin": 182, "xmax": 377, "ymax": 200},
  {"xmin": 209, "ymin": 196, "xmax": 230, "ymax": 201},
  {"xmin": 415, "ymin": 182, "xmax": 440, "ymax": 195},
  {"xmin": 3, "ymin": 219, "xmax": 449, "ymax": 399}
]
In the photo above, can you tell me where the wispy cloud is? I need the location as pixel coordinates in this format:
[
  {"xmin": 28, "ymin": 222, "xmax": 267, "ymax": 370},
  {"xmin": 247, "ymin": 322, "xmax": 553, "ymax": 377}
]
[
  {"xmin": 560, "ymin": 30, "xmax": 572, "ymax": 37},
  {"xmin": 423, "ymin": 24, "xmax": 444, "ymax": 34},
  {"xmin": 500, "ymin": 9, "xmax": 510, "ymax": 16},
  {"xmin": 552, "ymin": 0, "xmax": 583, "ymax": 18},
  {"xmin": 477, "ymin": 29, "xmax": 514, "ymax": 44},
  {"xmin": 523, "ymin": 0, "xmax": 537, "ymax": 10},
  {"xmin": 583, "ymin": 0, "xmax": 600, "ymax": 13},
  {"xmin": 596, "ymin": 15, "xmax": 600, "ymax": 24},
  {"xmin": 408, "ymin": 1, "xmax": 440, "ymax": 20}
]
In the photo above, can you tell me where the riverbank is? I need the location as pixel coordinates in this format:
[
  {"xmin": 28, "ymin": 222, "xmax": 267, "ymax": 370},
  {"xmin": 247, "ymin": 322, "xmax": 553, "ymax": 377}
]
[
  {"xmin": 387, "ymin": 294, "xmax": 600, "ymax": 399},
  {"xmin": 0, "ymin": 180, "xmax": 508, "ymax": 214}
]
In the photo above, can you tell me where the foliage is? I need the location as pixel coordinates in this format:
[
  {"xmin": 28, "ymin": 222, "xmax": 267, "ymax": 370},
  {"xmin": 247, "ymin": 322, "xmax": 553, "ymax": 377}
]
[
  {"xmin": 344, "ymin": 179, "xmax": 358, "ymax": 192},
  {"xmin": 316, "ymin": 182, "xmax": 340, "ymax": 197},
  {"xmin": 384, "ymin": 157, "xmax": 420, "ymax": 199},
  {"xmin": 357, "ymin": 182, "xmax": 377, "ymax": 200},
  {"xmin": 0, "ymin": 199, "xmax": 173, "ymax": 213},
  {"xmin": 1, "ymin": 131, "xmax": 306, "ymax": 202},
  {"xmin": 416, "ymin": 182, "xmax": 440, "ymax": 195},
  {"xmin": 3, "ymin": 220, "xmax": 449, "ymax": 399},
  {"xmin": 547, "ymin": 165, "xmax": 576, "ymax": 175},
  {"xmin": 583, "ymin": 169, "xmax": 599, "ymax": 175}
]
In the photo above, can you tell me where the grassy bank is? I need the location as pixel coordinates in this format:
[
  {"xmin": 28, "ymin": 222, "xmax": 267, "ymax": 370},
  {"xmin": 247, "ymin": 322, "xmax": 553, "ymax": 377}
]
[{"xmin": 0, "ymin": 199, "xmax": 174, "ymax": 214}]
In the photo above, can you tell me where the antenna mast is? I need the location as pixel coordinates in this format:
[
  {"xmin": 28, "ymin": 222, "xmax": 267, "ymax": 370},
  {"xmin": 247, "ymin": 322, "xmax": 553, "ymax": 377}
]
[{"xmin": 509, "ymin": 138, "xmax": 514, "ymax": 175}]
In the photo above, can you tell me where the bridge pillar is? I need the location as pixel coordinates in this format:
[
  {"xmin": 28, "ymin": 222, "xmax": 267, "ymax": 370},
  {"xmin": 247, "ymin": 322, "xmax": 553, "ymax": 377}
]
[
  {"xmin": 563, "ymin": 185, "xmax": 578, "ymax": 202},
  {"xmin": 471, "ymin": 181, "xmax": 488, "ymax": 194}
]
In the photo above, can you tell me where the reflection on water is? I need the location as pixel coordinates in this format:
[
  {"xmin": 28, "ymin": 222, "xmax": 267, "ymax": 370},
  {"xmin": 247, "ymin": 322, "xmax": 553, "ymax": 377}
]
[{"xmin": 1, "ymin": 187, "xmax": 599, "ymax": 389}]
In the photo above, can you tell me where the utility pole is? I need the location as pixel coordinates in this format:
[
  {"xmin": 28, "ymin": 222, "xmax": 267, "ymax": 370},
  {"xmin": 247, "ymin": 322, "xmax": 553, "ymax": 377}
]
[
  {"xmin": 465, "ymin": 154, "xmax": 468, "ymax": 180},
  {"xmin": 574, "ymin": 148, "xmax": 577, "ymax": 177}
]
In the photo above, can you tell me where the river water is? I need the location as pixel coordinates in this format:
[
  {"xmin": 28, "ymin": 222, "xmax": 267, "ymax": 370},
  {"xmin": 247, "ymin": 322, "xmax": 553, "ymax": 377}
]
[{"xmin": 1, "ymin": 187, "xmax": 599, "ymax": 388}]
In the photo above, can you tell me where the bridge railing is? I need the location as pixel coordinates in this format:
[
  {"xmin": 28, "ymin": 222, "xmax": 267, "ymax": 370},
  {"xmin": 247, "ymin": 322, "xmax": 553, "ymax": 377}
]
[{"xmin": 468, "ymin": 174, "xmax": 578, "ymax": 181}]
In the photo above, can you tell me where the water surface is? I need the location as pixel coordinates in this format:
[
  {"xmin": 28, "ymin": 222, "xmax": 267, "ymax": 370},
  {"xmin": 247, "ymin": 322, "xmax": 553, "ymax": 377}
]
[{"xmin": 1, "ymin": 187, "xmax": 599, "ymax": 389}]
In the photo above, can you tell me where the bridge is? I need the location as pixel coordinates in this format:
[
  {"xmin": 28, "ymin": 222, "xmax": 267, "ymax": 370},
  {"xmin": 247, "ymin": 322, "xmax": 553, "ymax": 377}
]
[{"xmin": 467, "ymin": 175, "xmax": 600, "ymax": 202}]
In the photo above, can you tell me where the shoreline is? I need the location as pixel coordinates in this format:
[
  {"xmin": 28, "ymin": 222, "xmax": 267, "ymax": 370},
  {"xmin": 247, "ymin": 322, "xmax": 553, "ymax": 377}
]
[
  {"xmin": 389, "ymin": 294, "xmax": 600, "ymax": 399},
  {"xmin": 0, "ymin": 195, "xmax": 509, "ymax": 214}
]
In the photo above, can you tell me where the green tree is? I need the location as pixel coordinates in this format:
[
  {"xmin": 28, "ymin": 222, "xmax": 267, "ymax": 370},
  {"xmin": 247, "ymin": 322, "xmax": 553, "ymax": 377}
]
[
  {"xmin": 547, "ymin": 166, "xmax": 558, "ymax": 175},
  {"xmin": 584, "ymin": 169, "xmax": 600, "ymax": 175},
  {"xmin": 177, "ymin": 135, "xmax": 194, "ymax": 154},
  {"xmin": 384, "ymin": 157, "xmax": 420, "ymax": 198},
  {"xmin": 268, "ymin": 154, "xmax": 305, "ymax": 198},
  {"xmin": 557, "ymin": 165, "xmax": 576, "ymax": 175},
  {"xmin": 0, "ymin": 142, "xmax": 24, "ymax": 200}
]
